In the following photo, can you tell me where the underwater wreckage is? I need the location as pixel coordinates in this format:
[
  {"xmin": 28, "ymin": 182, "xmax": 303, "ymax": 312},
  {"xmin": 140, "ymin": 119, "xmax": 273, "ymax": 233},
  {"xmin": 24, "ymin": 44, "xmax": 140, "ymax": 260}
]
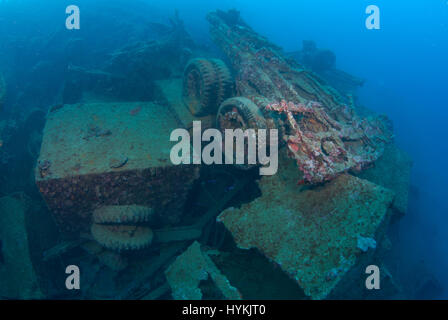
[{"xmin": 27, "ymin": 10, "xmax": 412, "ymax": 299}]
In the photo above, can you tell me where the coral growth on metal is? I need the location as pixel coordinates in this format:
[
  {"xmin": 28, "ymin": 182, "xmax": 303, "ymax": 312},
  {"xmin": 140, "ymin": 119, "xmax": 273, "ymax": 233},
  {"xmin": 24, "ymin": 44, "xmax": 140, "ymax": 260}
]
[
  {"xmin": 265, "ymin": 99, "xmax": 391, "ymax": 183},
  {"xmin": 36, "ymin": 102, "xmax": 199, "ymax": 233},
  {"xmin": 207, "ymin": 10, "xmax": 393, "ymax": 183},
  {"xmin": 218, "ymin": 173, "xmax": 395, "ymax": 299}
]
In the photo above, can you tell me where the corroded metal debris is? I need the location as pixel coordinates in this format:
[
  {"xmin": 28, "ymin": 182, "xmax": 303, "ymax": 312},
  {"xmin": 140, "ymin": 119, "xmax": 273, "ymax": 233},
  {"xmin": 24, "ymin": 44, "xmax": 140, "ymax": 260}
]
[
  {"xmin": 357, "ymin": 143, "xmax": 413, "ymax": 215},
  {"xmin": 36, "ymin": 102, "xmax": 199, "ymax": 233},
  {"xmin": 27, "ymin": 9, "xmax": 413, "ymax": 301},
  {"xmin": 208, "ymin": 10, "xmax": 393, "ymax": 183},
  {"xmin": 218, "ymin": 169, "xmax": 395, "ymax": 299},
  {"xmin": 165, "ymin": 241, "xmax": 242, "ymax": 300}
]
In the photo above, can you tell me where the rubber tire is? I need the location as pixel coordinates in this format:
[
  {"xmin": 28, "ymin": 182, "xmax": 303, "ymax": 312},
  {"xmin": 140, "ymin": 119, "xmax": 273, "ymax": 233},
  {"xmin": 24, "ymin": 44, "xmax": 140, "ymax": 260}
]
[
  {"xmin": 209, "ymin": 59, "xmax": 234, "ymax": 107},
  {"xmin": 183, "ymin": 58, "xmax": 233, "ymax": 116},
  {"xmin": 216, "ymin": 97, "xmax": 267, "ymax": 131},
  {"xmin": 216, "ymin": 97, "xmax": 267, "ymax": 170}
]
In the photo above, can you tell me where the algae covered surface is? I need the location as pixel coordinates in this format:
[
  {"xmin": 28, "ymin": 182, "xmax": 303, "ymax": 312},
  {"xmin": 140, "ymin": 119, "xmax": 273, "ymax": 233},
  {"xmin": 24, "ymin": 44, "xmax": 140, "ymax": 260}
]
[
  {"xmin": 2, "ymin": 0, "xmax": 443, "ymax": 301},
  {"xmin": 37, "ymin": 102, "xmax": 182, "ymax": 178},
  {"xmin": 219, "ymin": 172, "xmax": 394, "ymax": 299},
  {"xmin": 358, "ymin": 143, "xmax": 413, "ymax": 215}
]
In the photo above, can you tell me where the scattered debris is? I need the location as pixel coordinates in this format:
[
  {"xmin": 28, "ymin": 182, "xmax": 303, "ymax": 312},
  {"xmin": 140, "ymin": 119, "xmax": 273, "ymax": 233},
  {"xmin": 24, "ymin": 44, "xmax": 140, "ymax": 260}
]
[
  {"xmin": 36, "ymin": 102, "xmax": 199, "ymax": 233},
  {"xmin": 18, "ymin": 8, "xmax": 414, "ymax": 301},
  {"xmin": 218, "ymin": 172, "xmax": 394, "ymax": 299},
  {"xmin": 208, "ymin": 10, "xmax": 393, "ymax": 184},
  {"xmin": 165, "ymin": 241, "xmax": 242, "ymax": 300}
]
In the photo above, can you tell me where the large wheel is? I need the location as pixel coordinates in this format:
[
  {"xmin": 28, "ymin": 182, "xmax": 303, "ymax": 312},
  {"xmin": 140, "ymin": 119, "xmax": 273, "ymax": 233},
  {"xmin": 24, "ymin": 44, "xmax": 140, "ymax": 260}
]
[
  {"xmin": 217, "ymin": 97, "xmax": 267, "ymax": 132},
  {"xmin": 183, "ymin": 58, "xmax": 233, "ymax": 116},
  {"xmin": 209, "ymin": 59, "xmax": 234, "ymax": 107},
  {"xmin": 216, "ymin": 97, "xmax": 267, "ymax": 170}
]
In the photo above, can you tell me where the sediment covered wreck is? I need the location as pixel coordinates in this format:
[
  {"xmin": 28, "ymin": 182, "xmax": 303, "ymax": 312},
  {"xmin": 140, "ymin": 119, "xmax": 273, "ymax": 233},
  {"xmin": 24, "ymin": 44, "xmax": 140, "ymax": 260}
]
[
  {"xmin": 30, "ymin": 10, "xmax": 412, "ymax": 300},
  {"xmin": 166, "ymin": 10, "xmax": 411, "ymax": 299},
  {"xmin": 36, "ymin": 101, "xmax": 199, "ymax": 233},
  {"xmin": 206, "ymin": 10, "xmax": 393, "ymax": 184}
]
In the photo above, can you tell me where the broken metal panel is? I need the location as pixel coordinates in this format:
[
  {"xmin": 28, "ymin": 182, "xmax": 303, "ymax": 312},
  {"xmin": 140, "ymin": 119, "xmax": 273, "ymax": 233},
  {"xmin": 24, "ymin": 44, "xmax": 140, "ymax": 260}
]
[
  {"xmin": 218, "ymin": 167, "xmax": 395, "ymax": 300},
  {"xmin": 36, "ymin": 102, "xmax": 199, "ymax": 233},
  {"xmin": 165, "ymin": 241, "xmax": 242, "ymax": 300}
]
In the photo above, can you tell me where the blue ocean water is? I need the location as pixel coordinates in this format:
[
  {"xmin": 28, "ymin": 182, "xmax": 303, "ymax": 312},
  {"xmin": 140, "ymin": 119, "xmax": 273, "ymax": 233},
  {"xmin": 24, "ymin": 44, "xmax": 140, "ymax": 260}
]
[{"xmin": 0, "ymin": 0, "xmax": 446, "ymax": 299}]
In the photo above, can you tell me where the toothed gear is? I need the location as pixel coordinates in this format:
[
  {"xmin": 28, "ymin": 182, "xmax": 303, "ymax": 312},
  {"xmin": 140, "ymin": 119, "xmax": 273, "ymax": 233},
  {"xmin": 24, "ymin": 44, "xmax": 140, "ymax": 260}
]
[
  {"xmin": 210, "ymin": 58, "xmax": 234, "ymax": 106},
  {"xmin": 216, "ymin": 97, "xmax": 267, "ymax": 170},
  {"xmin": 93, "ymin": 205, "xmax": 154, "ymax": 224},
  {"xmin": 91, "ymin": 223, "xmax": 154, "ymax": 252},
  {"xmin": 217, "ymin": 97, "xmax": 267, "ymax": 131},
  {"xmin": 183, "ymin": 58, "xmax": 234, "ymax": 116}
]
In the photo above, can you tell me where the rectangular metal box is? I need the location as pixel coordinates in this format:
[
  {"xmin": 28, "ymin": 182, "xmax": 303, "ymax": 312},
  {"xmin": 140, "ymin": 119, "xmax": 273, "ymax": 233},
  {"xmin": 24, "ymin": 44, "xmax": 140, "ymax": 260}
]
[{"xmin": 36, "ymin": 102, "xmax": 199, "ymax": 234}]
